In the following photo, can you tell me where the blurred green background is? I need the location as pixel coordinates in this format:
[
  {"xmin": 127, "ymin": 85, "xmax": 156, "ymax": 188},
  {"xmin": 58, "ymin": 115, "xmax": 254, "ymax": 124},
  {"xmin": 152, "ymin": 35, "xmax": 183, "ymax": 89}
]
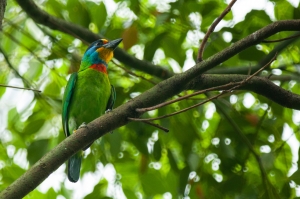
[{"xmin": 1, "ymin": 0, "xmax": 300, "ymax": 198}]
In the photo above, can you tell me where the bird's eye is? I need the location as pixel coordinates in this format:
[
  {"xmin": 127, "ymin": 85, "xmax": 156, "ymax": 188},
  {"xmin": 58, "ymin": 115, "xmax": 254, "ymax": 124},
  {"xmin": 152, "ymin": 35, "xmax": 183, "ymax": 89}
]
[{"xmin": 96, "ymin": 40, "xmax": 103, "ymax": 46}]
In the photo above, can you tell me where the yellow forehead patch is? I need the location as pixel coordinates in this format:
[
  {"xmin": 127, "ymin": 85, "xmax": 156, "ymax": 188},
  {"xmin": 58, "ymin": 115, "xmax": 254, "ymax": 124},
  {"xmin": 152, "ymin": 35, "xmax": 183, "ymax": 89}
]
[
  {"xmin": 101, "ymin": 39, "xmax": 108, "ymax": 44},
  {"xmin": 96, "ymin": 47, "xmax": 113, "ymax": 63}
]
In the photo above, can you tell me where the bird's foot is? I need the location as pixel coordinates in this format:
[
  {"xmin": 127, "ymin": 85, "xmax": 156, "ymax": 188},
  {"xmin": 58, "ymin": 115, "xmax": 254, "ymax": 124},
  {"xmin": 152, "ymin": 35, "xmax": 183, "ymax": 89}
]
[
  {"xmin": 105, "ymin": 109, "xmax": 112, "ymax": 114},
  {"xmin": 78, "ymin": 122, "xmax": 88, "ymax": 129}
]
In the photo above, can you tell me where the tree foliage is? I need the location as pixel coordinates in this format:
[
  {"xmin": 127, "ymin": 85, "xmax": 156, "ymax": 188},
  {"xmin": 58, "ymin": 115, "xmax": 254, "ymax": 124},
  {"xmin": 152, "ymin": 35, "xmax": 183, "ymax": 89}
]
[{"xmin": 1, "ymin": 0, "xmax": 300, "ymax": 199}]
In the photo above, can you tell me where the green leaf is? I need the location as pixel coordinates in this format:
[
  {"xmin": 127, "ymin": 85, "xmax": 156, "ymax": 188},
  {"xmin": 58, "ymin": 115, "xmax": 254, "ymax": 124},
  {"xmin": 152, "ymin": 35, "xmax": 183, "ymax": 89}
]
[
  {"xmin": 45, "ymin": 0, "xmax": 65, "ymax": 18},
  {"xmin": 178, "ymin": 166, "xmax": 190, "ymax": 196},
  {"xmin": 152, "ymin": 140, "xmax": 162, "ymax": 161},
  {"xmin": 25, "ymin": 189, "xmax": 45, "ymax": 199},
  {"xmin": 27, "ymin": 139, "xmax": 49, "ymax": 165},
  {"xmin": 239, "ymin": 46, "xmax": 265, "ymax": 61},
  {"xmin": 144, "ymin": 32, "xmax": 167, "ymax": 61},
  {"xmin": 187, "ymin": 153, "xmax": 200, "ymax": 171},
  {"xmin": 46, "ymin": 188, "xmax": 57, "ymax": 199},
  {"xmin": 168, "ymin": 149, "xmax": 179, "ymax": 172},
  {"xmin": 140, "ymin": 169, "xmax": 168, "ymax": 195},
  {"xmin": 294, "ymin": 3, "xmax": 300, "ymax": 19},
  {"xmin": 290, "ymin": 169, "xmax": 300, "ymax": 184},
  {"xmin": 123, "ymin": 188, "xmax": 137, "ymax": 199},
  {"xmin": 87, "ymin": 1, "xmax": 107, "ymax": 30},
  {"xmin": 129, "ymin": 0, "xmax": 140, "ymax": 15},
  {"xmin": 275, "ymin": 1, "xmax": 294, "ymax": 20},
  {"xmin": 84, "ymin": 180, "xmax": 109, "ymax": 199},
  {"xmin": 23, "ymin": 118, "xmax": 45, "ymax": 135},
  {"xmin": 162, "ymin": 35, "xmax": 186, "ymax": 66},
  {"xmin": 106, "ymin": 131, "xmax": 122, "ymax": 159},
  {"xmin": 67, "ymin": 0, "xmax": 90, "ymax": 28},
  {"xmin": 43, "ymin": 80, "xmax": 61, "ymax": 98}
]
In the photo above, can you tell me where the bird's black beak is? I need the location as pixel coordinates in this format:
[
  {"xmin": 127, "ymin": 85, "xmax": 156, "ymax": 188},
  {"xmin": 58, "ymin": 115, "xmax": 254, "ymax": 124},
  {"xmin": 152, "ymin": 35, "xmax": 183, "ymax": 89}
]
[{"xmin": 103, "ymin": 38, "xmax": 123, "ymax": 50}]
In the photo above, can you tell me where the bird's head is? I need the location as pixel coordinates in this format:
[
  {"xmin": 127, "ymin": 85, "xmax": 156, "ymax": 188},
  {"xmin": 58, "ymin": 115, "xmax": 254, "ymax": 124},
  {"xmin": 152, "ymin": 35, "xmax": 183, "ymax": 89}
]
[{"xmin": 79, "ymin": 38, "xmax": 122, "ymax": 71}]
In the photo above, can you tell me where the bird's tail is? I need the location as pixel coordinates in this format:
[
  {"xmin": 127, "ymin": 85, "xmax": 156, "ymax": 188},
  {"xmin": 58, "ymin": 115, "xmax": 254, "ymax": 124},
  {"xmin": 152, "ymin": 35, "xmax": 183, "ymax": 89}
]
[{"xmin": 68, "ymin": 152, "xmax": 82, "ymax": 182}]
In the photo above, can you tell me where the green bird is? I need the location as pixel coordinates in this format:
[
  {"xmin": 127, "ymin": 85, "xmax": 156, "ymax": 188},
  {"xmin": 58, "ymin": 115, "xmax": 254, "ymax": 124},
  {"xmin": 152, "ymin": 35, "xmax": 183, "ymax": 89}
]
[{"xmin": 62, "ymin": 38, "xmax": 122, "ymax": 182}]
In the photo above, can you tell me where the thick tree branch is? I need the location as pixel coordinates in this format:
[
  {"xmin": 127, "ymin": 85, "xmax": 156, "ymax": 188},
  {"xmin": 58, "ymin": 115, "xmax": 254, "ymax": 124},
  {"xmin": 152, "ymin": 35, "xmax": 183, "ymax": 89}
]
[
  {"xmin": 2, "ymin": 19, "xmax": 300, "ymax": 198},
  {"xmin": 187, "ymin": 74, "xmax": 300, "ymax": 109},
  {"xmin": 15, "ymin": 0, "xmax": 174, "ymax": 79},
  {"xmin": 207, "ymin": 32, "xmax": 300, "ymax": 74}
]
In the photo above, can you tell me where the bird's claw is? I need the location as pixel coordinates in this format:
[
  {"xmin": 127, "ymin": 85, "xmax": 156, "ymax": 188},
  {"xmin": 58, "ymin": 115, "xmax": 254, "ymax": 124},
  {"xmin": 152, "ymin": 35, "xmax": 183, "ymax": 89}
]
[
  {"xmin": 105, "ymin": 109, "xmax": 112, "ymax": 114},
  {"xmin": 78, "ymin": 122, "xmax": 88, "ymax": 129}
]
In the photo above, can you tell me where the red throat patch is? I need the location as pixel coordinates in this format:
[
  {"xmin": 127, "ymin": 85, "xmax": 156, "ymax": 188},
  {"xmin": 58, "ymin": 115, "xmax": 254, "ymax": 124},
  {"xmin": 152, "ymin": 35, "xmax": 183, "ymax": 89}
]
[{"xmin": 89, "ymin": 64, "xmax": 107, "ymax": 74}]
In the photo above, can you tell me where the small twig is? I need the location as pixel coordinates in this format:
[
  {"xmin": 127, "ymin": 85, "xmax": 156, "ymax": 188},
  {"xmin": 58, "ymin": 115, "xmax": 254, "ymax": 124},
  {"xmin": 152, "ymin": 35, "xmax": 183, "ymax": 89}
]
[
  {"xmin": 142, "ymin": 121, "xmax": 169, "ymax": 133},
  {"xmin": 242, "ymin": 52, "xmax": 277, "ymax": 83},
  {"xmin": 267, "ymin": 73, "xmax": 273, "ymax": 79},
  {"xmin": 129, "ymin": 92, "xmax": 225, "ymax": 121},
  {"xmin": 197, "ymin": 0, "xmax": 238, "ymax": 62},
  {"xmin": 131, "ymin": 52, "xmax": 277, "ymax": 121},
  {"xmin": 112, "ymin": 60, "xmax": 158, "ymax": 85},
  {"xmin": 261, "ymin": 32, "xmax": 300, "ymax": 43},
  {"xmin": 136, "ymin": 82, "xmax": 236, "ymax": 113},
  {"xmin": 247, "ymin": 63, "xmax": 252, "ymax": 75},
  {"xmin": 137, "ymin": 53, "xmax": 277, "ymax": 114},
  {"xmin": 0, "ymin": 84, "xmax": 41, "ymax": 92},
  {"xmin": 128, "ymin": 118, "xmax": 169, "ymax": 132}
]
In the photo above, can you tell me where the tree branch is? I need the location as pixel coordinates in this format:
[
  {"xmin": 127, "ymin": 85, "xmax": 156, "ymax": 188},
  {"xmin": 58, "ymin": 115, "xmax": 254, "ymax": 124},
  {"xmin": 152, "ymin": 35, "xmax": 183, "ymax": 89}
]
[
  {"xmin": 130, "ymin": 53, "xmax": 276, "ymax": 120},
  {"xmin": 187, "ymin": 74, "xmax": 300, "ymax": 110},
  {"xmin": 2, "ymin": 18, "xmax": 300, "ymax": 198},
  {"xmin": 262, "ymin": 32, "xmax": 300, "ymax": 43},
  {"xmin": 207, "ymin": 32, "xmax": 300, "ymax": 74},
  {"xmin": 15, "ymin": 0, "xmax": 174, "ymax": 80},
  {"xmin": 136, "ymin": 52, "xmax": 276, "ymax": 114}
]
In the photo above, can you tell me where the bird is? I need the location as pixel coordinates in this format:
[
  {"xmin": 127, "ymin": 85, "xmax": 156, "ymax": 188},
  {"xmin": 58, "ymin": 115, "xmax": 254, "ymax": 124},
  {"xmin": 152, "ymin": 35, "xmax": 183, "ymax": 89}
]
[{"xmin": 62, "ymin": 38, "xmax": 122, "ymax": 182}]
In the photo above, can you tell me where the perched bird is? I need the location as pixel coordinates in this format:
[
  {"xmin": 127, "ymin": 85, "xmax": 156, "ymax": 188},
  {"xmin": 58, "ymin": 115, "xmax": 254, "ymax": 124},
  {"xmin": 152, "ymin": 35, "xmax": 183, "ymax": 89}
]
[{"xmin": 62, "ymin": 38, "xmax": 122, "ymax": 182}]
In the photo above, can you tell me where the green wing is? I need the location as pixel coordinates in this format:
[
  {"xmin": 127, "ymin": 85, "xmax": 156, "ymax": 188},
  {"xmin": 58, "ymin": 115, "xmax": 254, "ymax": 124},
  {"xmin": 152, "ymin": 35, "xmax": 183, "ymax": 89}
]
[
  {"xmin": 62, "ymin": 72, "xmax": 78, "ymax": 137},
  {"xmin": 106, "ymin": 85, "xmax": 116, "ymax": 111}
]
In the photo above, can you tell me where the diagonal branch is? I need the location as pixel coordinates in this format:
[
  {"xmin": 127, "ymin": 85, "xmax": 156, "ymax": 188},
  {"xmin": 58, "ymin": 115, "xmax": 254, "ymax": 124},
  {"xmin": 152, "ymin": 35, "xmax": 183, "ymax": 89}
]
[
  {"xmin": 1, "ymin": 19, "xmax": 300, "ymax": 198},
  {"xmin": 136, "ymin": 53, "xmax": 276, "ymax": 114},
  {"xmin": 207, "ymin": 31, "xmax": 300, "ymax": 74},
  {"xmin": 130, "ymin": 53, "xmax": 276, "ymax": 121},
  {"xmin": 186, "ymin": 74, "xmax": 300, "ymax": 110}
]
